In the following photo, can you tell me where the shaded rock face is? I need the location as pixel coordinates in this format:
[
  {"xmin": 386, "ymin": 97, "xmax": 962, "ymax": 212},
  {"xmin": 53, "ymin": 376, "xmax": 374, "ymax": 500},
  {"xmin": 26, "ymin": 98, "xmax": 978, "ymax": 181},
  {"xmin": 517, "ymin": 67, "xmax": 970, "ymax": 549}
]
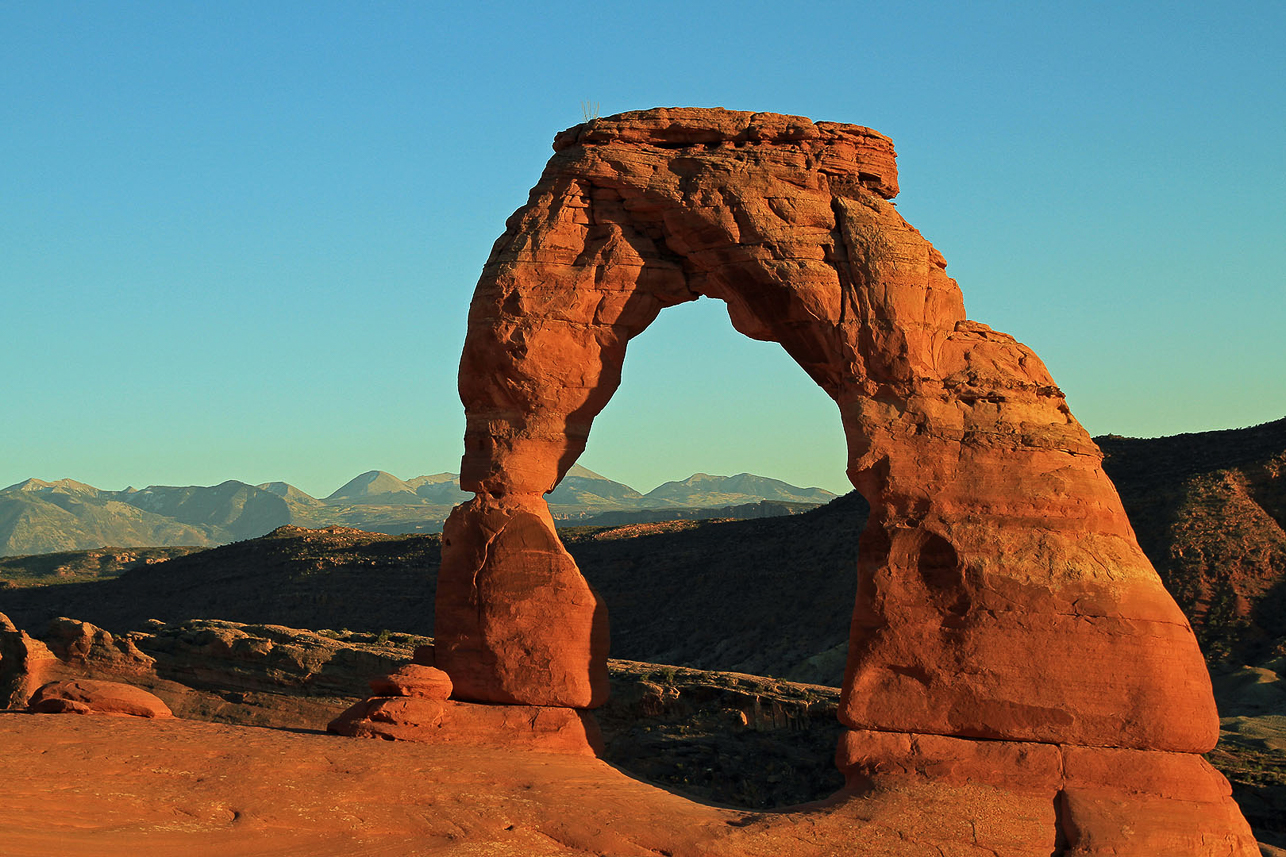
[{"xmin": 433, "ymin": 107, "xmax": 1251, "ymax": 846}]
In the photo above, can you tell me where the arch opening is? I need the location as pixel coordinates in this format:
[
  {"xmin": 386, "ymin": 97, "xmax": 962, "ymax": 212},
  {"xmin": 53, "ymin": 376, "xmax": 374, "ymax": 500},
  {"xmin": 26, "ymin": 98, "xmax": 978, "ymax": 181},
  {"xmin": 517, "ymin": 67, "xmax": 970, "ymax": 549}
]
[{"xmin": 531, "ymin": 295, "xmax": 868, "ymax": 808}]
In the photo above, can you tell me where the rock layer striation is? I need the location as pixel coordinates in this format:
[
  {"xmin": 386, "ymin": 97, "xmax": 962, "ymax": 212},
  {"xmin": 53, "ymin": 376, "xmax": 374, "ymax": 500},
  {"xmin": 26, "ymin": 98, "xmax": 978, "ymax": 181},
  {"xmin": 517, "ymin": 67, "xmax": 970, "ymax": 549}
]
[{"xmin": 430, "ymin": 107, "xmax": 1251, "ymax": 848}]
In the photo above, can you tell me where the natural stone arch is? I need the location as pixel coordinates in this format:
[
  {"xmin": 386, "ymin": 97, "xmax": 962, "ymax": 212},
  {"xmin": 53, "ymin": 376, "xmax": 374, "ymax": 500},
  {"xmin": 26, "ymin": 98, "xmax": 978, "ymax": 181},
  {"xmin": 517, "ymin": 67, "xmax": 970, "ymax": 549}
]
[
  {"xmin": 437, "ymin": 107, "xmax": 1217, "ymax": 755},
  {"xmin": 308, "ymin": 108, "xmax": 1264, "ymax": 850}
]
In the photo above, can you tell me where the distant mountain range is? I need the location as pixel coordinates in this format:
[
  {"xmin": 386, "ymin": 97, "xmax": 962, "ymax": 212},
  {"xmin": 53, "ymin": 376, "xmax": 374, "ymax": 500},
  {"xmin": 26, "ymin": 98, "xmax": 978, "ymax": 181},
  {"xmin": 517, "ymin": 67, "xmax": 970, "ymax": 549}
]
[{"xmin": 0, "ymin": 467, "xmax": 836, "ymax": 556}]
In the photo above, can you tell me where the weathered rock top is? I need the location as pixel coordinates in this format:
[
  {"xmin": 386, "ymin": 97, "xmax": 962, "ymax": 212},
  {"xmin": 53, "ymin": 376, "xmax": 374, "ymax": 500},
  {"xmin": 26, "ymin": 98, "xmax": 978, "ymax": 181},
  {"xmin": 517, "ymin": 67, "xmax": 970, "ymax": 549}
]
[{"xmin": 552, "ymin": 107, "xmax": 899, "ymax": 198}]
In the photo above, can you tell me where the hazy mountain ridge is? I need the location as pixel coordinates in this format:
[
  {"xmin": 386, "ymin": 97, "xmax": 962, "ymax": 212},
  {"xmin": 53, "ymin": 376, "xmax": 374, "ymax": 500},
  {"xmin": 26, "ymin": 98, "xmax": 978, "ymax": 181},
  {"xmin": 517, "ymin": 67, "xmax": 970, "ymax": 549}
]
[
  {"xmin": 640, "ymin": 472, "xmax": 835, "ymax": 507},
  {"xmin": 0, "ymin": 467, "xmax": 834, "ymax": 556}
]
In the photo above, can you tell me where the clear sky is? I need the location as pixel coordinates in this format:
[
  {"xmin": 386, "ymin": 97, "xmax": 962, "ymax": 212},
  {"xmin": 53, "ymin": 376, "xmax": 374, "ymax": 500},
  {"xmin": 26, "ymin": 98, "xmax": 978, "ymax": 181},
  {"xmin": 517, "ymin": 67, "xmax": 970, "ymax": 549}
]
[{"xmin": 3, "ymin": 2, "xmax": 1283, "ymax": 497}]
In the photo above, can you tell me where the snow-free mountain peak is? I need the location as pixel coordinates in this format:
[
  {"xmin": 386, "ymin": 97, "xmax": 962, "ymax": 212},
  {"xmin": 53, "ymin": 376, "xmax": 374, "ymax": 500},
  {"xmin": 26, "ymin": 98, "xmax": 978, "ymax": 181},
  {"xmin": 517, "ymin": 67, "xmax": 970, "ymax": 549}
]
[
  {"xmin": 326, "ymin": 471, "xmax": 416, "ymax": 502},
  {"xmin": 643, "ymin": 473, "xmax": 836, "ymax": 507},
  {"xmin": 3, "ymin": 477, "xmax": 101, "ymax": 495}
]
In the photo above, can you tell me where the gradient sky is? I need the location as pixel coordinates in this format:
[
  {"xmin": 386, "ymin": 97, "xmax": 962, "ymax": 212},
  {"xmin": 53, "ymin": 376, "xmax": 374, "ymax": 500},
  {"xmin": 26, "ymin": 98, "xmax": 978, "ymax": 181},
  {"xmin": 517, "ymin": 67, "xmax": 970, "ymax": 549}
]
[{"xmin": 4, "ymin": 2, "xmax": 1283, "ymax": 497}]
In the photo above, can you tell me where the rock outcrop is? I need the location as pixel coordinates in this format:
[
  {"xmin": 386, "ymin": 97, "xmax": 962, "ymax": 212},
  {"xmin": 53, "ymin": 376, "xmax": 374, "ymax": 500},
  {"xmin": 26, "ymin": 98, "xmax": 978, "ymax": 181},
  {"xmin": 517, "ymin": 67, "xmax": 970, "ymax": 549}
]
[
  {"xmin": 428, "ymin": 107, "xmax": 1252, "ymax": 848},
  {"xmin": 329, "ymin": 636, "xmax": 604, "ymax": 755},
  {"xmin": 1, "ymin": 615, "xmax": 424, "ymax": 728},
  {"xmin": 0, "ymin": 611, "xmax": 57, "ymax": 709},
  {"xmin": 836, "ymin": 730, "xmax": 1254, "ymax": 853},
  {"xmin": 328, "ymin": 696, "xmax": 604, "ymax": 756},
  {"xmin": 28, "ymin": 679, "xmax": 172, "ymax": 718}
]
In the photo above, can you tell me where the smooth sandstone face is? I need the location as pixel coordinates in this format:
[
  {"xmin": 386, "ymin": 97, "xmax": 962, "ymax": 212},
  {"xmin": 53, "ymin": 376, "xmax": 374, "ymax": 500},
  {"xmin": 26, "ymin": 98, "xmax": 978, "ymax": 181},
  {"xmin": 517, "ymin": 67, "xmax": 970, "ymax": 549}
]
[{"xmin": 438, "ymin": 108, "xmax": 1218, "ymax": 751}]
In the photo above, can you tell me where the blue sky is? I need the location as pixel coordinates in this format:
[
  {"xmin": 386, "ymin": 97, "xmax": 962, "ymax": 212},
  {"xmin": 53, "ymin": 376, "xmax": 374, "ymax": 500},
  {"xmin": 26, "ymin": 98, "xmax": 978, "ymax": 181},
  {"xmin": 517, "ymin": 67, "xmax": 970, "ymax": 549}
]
[{"xmin": 3, "ymin": 2, "xmax": 1283, "ymax": 497}]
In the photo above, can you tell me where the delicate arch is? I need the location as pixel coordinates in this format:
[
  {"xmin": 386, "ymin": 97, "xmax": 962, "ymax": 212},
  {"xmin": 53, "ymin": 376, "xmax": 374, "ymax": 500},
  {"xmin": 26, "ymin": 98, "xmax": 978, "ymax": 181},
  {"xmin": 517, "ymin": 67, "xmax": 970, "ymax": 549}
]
[{"xmin": 437, "ymin": 108, "xmax": 1216, "ymax": 756}]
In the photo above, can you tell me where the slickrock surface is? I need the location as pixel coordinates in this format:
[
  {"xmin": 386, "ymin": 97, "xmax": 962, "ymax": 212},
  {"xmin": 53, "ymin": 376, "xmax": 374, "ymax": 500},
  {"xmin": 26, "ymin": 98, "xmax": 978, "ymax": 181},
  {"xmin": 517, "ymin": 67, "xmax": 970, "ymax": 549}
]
[
  {"xmin": 0, "ymin": 713, "xmax": 1260, "ymax": 857},
  {"xmin": 0, "ymin": 612, "xmax": 1270, "ymax": 851},
  {"xmin": 429, "ymin": 106, "xmax": 1248, "ymax": 846},
  {"xmin": 3, "ymin": 612, "xmax": 855, "ymax": 809}
]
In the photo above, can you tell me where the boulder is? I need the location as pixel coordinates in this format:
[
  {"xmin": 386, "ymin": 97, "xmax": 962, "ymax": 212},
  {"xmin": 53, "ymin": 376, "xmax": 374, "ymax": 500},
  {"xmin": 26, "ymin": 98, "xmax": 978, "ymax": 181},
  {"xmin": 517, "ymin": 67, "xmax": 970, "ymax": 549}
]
[
  {"xmin": 28, "ymin": 679, "xmax": 172, "ymax": 718},
  {"xmin": 0, "ymin": 614, "xmax": 57, "ymax": 709},
  {"xmin": 368, "ymin": 664, "xmax": 452, "ymax": 700},
  {"xmin": 4, "ymin": 615, "xmax": 427, "ymax": 729}
]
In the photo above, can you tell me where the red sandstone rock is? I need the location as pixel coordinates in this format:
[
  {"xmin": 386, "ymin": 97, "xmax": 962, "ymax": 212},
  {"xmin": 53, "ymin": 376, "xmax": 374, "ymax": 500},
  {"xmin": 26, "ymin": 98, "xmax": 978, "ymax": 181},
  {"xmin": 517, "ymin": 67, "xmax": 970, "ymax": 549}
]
[
  {"xmin": 1058, "ymin": 745, "xmax": 1257, "ymax": 855},
  {"xmin": 1, "ymin": 712, "xmax": 1270, "ymax": 857},
  {"xmin": 327, "ymin": 696, "xmax": 604, "ymax": 756},
  {"xmin": 0, "ymin": 614, "xmax": 57, "ymax": 709},
  {"xmin": 28, "ymin": 679, "xmax": 173, "ymax": 718},
  {"xmin": 435, "ymin": 494, "xmax": 609, "ymax": 708},
  {"xmin": 835, "ymin": 728, "xmax": 1258, "ymax": 855},
  {"xmin": 835, "ymin": 727, "xmax": 1062, "ymax": 794},
  {"xmin": 368, "ymin": 664, "xmax": 452, "ymax": 700},
  {"xmin": 441, "ymin": 107, "xmax": 1218, "ymax": 757},
  {"xmin": 42, "ymin": 616, "xmax": 156, "ymax": 676},
  {"xmin": 426, "ymin": 106, "xmax": 1250, "ymax": 845}
]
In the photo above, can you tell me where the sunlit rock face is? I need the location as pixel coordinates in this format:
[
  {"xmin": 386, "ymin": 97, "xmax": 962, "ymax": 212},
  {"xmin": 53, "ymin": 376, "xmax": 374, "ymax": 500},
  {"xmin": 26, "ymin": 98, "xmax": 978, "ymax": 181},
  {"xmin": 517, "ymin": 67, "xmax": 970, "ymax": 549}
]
[{"xmin": 433, "ymin": 107, "xmax": 1253, "ymax": 848}]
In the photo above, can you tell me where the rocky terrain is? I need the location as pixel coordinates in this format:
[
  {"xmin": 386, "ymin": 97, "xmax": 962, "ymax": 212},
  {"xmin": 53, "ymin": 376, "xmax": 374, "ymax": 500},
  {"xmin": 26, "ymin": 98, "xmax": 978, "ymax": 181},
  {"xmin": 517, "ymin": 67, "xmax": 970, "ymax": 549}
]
[
  {"xmin": 4, "ymin": 425, "xmax": 1279, "ymax": 849},
  {"xmin": 0, "ymin": 504, "xmax": 868, "ymax": 683},
  {"xmin": 0, "ymin": 467, "xmax": 834, "ymax": 556},
  {"xmin": 0, "ymin": 545, "xmax": 202, "ymax": 588},
  {"xmin": 1098, "ymin": 417, "xmax": 1286, "ymax": 665},
  {"xmin": 1, "ymin": 525, "xmax": 443, "ymax": 637},
  {"xmin": 0, "ymin": 614, "xmax": 843, "ymax": 810},
  {"xmin": 3, "ymin": 710, "xmax": 1100, "ymax": 857},
  {"xmin": 7, "ymin": 423, "xmax": 1281, "ymax": 846}
]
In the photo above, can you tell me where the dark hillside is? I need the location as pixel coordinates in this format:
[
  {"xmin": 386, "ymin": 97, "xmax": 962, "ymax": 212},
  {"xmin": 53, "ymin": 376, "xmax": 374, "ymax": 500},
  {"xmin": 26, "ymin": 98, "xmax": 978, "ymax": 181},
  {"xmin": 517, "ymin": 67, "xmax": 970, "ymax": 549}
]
[
  {"xmin": 0, "ymin": 526, "xmax": 440, "ymax": 636},
  {"xmin": 565, "ymin": 491, "xmax": 867, "ymax": 681},
  {"xmin": 1099, "ymin": 417, "xmax": 1286, "ymax": 662},
  {"xmin": 1, "ymin": 498, "xmax": 868, "ymax": 682}
]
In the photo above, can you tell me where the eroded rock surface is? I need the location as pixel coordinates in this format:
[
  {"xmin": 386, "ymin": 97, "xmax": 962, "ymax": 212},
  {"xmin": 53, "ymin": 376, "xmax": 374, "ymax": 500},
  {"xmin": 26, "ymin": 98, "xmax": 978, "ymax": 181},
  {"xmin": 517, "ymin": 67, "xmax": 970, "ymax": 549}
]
[
  {"xmin": 328, "ymin": 697, "xmax": 604, "ymax": 756},
  {"xmin": 0, "ymin": 611, "xmax": 57, "ymax": 710},
  {"xmin": 431, "ymin": 107, "xmax": 1247, "ymax": 848},
  {"xmin": 1, "ymin": 615, "xmax": 424, "ymax": 728},
  {"xmin": 436, "ymin": 494, "xmax": 608, "ymax": 707},
  {"xmin": 28, "ymin": 679, "xmax": 172, "ymax": 718}
]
